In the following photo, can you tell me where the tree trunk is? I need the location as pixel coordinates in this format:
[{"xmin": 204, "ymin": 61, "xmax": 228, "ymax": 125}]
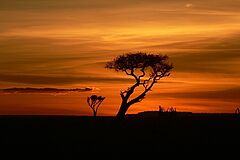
[
  {"xmin": 116, "ymin": 102, "xmax": 130, "ymax": 119},
  {"xmin": 93, "ymin": 110, "xmax": 97, "ymax": 117}
]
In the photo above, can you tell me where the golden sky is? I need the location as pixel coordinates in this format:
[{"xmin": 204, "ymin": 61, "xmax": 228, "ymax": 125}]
[{"xmin": 0, "ymin": 0, "xmax": 240, "ymax": 115}]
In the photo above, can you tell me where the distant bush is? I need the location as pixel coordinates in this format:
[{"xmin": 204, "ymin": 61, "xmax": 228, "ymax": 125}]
[
  {"xmin": 167, "ymin": 107, "xmax": 177, "ymax": 113},
  {"xmin": 235, "ymin": 107, "xmax": 240, "ymax": 115},
  {"xmin": 159, "ymin": 106, "xmax": 177, "ymax": 113},
  {"xmin": 159, "ymin": 106, "xmax": 165, "ymax": 113}
]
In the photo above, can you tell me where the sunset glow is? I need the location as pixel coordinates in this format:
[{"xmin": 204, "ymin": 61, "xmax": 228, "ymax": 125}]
[{"xmin": 0, "ymin": 0, "xmax": 240, "ymax": 115}]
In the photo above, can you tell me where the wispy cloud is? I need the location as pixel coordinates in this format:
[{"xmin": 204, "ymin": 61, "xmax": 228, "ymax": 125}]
[
  {"xmin": 137, "ymin": 33, "xmax": 240, "ymax": 75},
  {"xmin": 185, "ymin": 3, "xmax": 193, "ymax": 8},
  {"xmin": 154, "ymin": 87, "xmax": 240, "ymax": 102},
  {"xmin": 0, "ymin": 87, "xmax": 92, "ymax": 94}
]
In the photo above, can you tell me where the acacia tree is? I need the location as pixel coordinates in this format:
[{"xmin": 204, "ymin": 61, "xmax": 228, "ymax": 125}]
[
  {"xmin": 87, "ymin": 95, "xmax": 105, "ymax": 117},
  {"xmin": 106, "ymin": 52, "xmax": 173, "ymax": 119}
]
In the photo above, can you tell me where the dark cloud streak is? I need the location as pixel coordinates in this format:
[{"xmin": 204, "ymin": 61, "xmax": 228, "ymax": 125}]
[
  {"xmin": 0, "ymin": 87, "xmax": 92, "ymax": 94},
  {"xmin": 154, "ymin": 87, "xmax": 240, "ymax": 102}
]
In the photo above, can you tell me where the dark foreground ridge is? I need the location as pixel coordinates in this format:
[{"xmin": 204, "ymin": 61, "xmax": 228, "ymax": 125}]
[{"xmin": 0, "ymin": 112, "xmax": 239, "ymax": 157}]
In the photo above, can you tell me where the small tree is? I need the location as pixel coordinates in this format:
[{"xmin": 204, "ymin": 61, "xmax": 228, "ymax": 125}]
[
  {"xmin": 106, "ymin": 52, "xmax": 173, "ymax": 119},
  {"xmin": 87, "ymin": 95, "xmax": 105, "ymax": 117}
]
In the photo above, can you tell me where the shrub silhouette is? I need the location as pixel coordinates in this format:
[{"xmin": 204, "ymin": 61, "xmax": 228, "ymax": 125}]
[
  {"xmin": 159, "ymin": 106, "xmax": 176, "ymax": 113},
  {"xmin": 87, "ymin": 95, "xmax": 105, "ymax": 117},
  {"xmin": 159, "ymin": 105, "xmax": 165, "ymax": 113},
  {"xmin": 235, "ymin": 107, "xmax": 240, "ymax": 115},
  {"xmin": 166, "ymin": 107, "xmax": 177, "ymax": 113},
  {"xmin": 106, "ymin": 52, "xmax": 173, "ymax": 119}
]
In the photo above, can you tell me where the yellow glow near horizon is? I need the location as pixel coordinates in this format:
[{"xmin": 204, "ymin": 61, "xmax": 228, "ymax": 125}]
[{"xmin": 2, "ymin": 23, "xmax": 240, "ymax": 38}]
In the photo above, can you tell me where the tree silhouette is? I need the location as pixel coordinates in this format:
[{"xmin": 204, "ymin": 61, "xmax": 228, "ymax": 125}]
[
  {"xmin": 106, "ymin": 52, "xmax": 173, "ymax": 119},
  {"xmin": 87, "ymin": 95, "xmax": 105, "ymax": 117}
]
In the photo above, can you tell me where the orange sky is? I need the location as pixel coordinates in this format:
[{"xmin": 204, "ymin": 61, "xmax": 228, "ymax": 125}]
[{"xmin": 0, "ymin": 0, "xmax": 240, "ymax": 115}]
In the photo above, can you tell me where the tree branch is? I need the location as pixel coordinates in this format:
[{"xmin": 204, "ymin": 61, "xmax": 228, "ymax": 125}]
[
  {"xmin": 95, "ymin": 100, "xmax": 103, "ymax": 115},
  {"xmin": 125, "ymin": 80, "xmax": 140, "ymax": 100},
  {"xmin": 120, "ymin": 91, "xmax": 125, "ymax": 99},
  {"xmin": 141, "ymin": 77, "xmax": 153, "ymax": 89},
  {"xmin": 120, "ymin": 68, "xmax": 141, "ymax": 101},
  {"xmin": 124, "ymin": 68, "xmax": 139, "ymax": 82},
  {"xmin": 124, "ymin": 70, "xmax": 131, "ymax": 75},
  {"xmin": 127, "ymin": 76, "xmax": 157, "ymax": 106},
  {"xmin": 138, "ymin": 67, "xmax": 146, "ymax": 78},
  {"xmin": 131, "ymin": 69, "xmax": 139, "ymax": 81}
]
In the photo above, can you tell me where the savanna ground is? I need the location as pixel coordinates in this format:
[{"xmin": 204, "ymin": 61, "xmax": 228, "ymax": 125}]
[{"xmin": 0, "ymin": 112, "xmax": 239, "ymax": 158}]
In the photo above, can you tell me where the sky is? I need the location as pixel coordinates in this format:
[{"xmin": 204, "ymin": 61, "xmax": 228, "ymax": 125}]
[{"xmin": 0, "ymin": 0, "xmax": 240, "ymax": 115}]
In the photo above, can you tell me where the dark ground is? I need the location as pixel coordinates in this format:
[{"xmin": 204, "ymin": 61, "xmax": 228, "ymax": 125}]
[{"xmin": 0, "ymin": 112, "xmax": 239, "ymax": 158}]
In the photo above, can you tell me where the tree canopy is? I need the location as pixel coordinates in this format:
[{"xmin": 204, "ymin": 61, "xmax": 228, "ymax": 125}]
[{"xmin": 106, "ymin": 52, "xmax": 172, "ymax": 80}]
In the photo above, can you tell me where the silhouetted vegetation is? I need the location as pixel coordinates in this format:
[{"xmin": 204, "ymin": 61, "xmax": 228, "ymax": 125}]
[
  {"xmin": 106, "ymin": 52, "xmax": 173, "ymax": 119},
  {"xmin": 87, "ymin": 95, "xmax": 105, "ymax": 117},
  {"xmin": 235, "ymin": 107, "xmax": 240, "ymax": 115},
  {"xmin": 159, "ymin": 106, "xmax": 177, "ymax": 113},
  {"xmin": 159, "ymin": 105, "xmax": 165, "ymax": 113},
  {"xmin": 166, "ymin": 107, "xmax": 177, "ymax": 112}
]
